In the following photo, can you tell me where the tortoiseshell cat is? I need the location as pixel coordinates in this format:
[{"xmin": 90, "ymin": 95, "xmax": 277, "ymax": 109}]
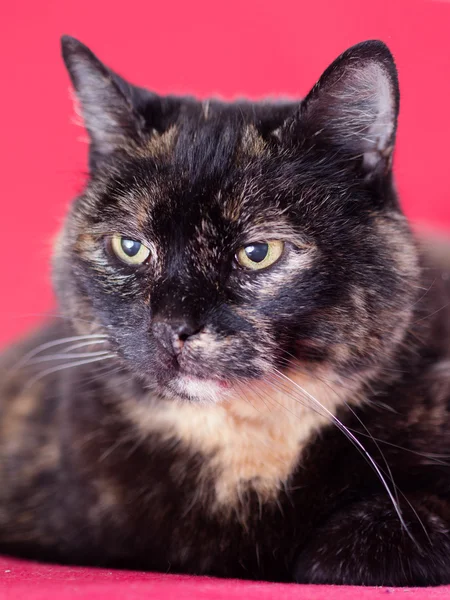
[{"xmin": 1, "ymin": 36, "xmax": 450, "ymax": 586}]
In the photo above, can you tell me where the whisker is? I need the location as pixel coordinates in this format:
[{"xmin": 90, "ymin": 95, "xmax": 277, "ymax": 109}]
[
  {"xmin": 98, "ymin": 438, "xmax": 129, "ymax": 463},
  {"xmin": 349, "ymin": 432, "xmax": 450, "ymax": 465},
  {"xmin": 237, "ymin": 380, "xmax": 274, "ymax": 414},
  {"xmin": 340, "ymin": 399, "xmax": 430, "ymax": 543},
  {"xmin": 27, "ymin": 350, "xmax": 112, "ymax": 366},
  {"xmin": 414, "ymin": 300, "xmax": 450, "ymax": 324},
  {"xmin": 269, "ymin": 367, "xmax": 418, "ymax": 546},
  {"xmin": 61, "ymin": 340, "xmax": 109, "ymax": 353},
  {"xmin": 259, "ymin": 376, "xmax": 326, "ymax": 421},
  {"xmin": 250, "ymin": 385, "xmax": 274, "ymax": 413},
  {"xmin": 407, "ymin": 277, "xmax": 437, "ymax": 311},
  {"xmin": 280, "ymin": 354, "xmax": 403, "ymax": 514},
  {"xmin": 16, "ymin": 334, "xmax": 109, "ymax": 368},
  {"xmin": 281, "ymin": 355, "xmax": 450, "ymax": 464},
  {"xmin": 233, "ymin": 381, "xmax": 264, "ymax": 414},
  {"xmin": 72, "ymin": 364, "xmax": 131, "ymax": 392},
  {"xmin": 26, "ymin": 354, "xmax": 115, "ymax": 387}
]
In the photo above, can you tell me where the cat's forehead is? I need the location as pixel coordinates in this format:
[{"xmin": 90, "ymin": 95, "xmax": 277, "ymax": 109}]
[
  {"xmin": 99, "ymin": 156, "xmax": 296, "ymax": 244},
  {"xmin": 89, "ymin": 103, "xmax": 300, "ymax": 231},
  {"xmin": 142, "ymin": 98, "xmax": 294, "ymax": 174}
]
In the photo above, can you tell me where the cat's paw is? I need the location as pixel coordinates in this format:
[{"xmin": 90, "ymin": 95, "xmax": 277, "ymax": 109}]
[{"xmin": 293, "ymin": 496, "xmax": 450, "ymax": 586}]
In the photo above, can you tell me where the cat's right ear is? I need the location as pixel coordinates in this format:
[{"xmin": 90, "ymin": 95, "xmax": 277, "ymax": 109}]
[{"xmin": 61, "ymin": 36, "xmax": 146, "ymax": 169}]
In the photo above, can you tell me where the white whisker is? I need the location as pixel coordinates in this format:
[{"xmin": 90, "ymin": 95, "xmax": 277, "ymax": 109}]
[
  {"xmin": 279, "ymin": 356, "xmax": 440, "ymax": 536},
  {"xmin": 26, "ymin": 354, "xmax": 115, "ymax": 386},
  {"xmin": 60, "ymin": 340, "xmax": 109, "ymax": 353},
  {"xmin": 269, "ymin": 367, "xmax": 418, "ymax": 546},
  {"xmin": 16, "ymin": 334, "xmax": 109, "ymax": 368},
  {"xmin": 27, "ymin": 350, "xmax": 112, "ymax": 366}
]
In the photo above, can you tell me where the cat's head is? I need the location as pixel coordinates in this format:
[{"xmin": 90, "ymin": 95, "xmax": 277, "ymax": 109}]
[{"xmin": 54, "ymin": 37, "xmax": 419, "ymax": 403}]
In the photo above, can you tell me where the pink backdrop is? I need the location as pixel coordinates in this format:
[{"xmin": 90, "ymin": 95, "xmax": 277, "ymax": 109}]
[
  {"xmin": 1, "ymin": 0, "xmax": 450, "ymax": 347},
  {"xmin": 1, "ymin": 1, "xmax": 450, "ymax": 599}
]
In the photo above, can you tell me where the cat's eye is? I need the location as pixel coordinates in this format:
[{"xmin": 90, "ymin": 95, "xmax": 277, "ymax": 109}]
[
  {"xmin": 110, "ymin": 234, "xmax": 151, "ymax": 265},
  {"xmin": 235, "ymin": 240, "xmax": 284, "ymax": 271}
]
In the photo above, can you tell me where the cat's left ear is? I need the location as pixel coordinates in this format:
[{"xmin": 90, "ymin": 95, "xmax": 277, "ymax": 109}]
[
  {"xmin": 61, "ymin": 36, "xmax": 147, "ymax": 168},
  {"xmin": 287, "ymin": 41, "xmax": 399, "ymax": 175}
]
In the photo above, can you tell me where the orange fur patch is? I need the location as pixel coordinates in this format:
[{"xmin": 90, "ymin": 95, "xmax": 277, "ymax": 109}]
[{"xmin": 122, "ymin": 365, "xmax": 360, "ymax": 513}]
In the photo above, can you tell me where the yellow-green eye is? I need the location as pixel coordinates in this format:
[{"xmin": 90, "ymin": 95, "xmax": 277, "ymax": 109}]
[
  {"xmin": 235, "ymin": 240, "xmax": 284, "ymax": 271},
  {"xmin": 110, "ymin": 234, "xmax": 151, "ymax": 265}
]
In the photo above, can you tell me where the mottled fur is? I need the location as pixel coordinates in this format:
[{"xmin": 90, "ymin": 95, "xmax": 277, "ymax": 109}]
[{"xmin": 0, "ymin": 37, "xmax": 450, "ymax": 585}]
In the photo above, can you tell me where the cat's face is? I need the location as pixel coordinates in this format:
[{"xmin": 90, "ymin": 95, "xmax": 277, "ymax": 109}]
[{"xmin": 54, "ymin": 38, "xmax": 419, "ymax": 402}]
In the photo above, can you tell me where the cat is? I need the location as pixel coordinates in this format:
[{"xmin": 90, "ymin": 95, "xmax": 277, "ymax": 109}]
[{"xmin": 0, "ymin": 35, "xmax": 450, "ymax": 587}]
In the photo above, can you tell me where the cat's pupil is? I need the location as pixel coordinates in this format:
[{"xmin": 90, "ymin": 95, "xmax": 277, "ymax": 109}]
[
  {"xmin": 121, "ymin": 239, "xmax": 141, "ymax": 257},
  {"xmin": 245, "ymin": 243, "xmax": 269, "ymax": 263}
]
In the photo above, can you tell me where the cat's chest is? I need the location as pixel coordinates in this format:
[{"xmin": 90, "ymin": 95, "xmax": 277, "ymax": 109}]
[{"xmin": 121, "ymin": 370, "xmax": 352, "ymax": 513}]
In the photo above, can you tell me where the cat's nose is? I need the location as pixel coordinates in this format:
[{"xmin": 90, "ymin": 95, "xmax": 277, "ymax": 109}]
[{"xmin": 152, "ymin": 318, "xmax": 202, "ymax": 357}]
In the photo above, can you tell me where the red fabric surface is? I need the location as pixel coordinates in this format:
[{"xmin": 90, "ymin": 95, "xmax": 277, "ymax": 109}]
[
  {"xmin": 0, "ymin": 557, "xmax": 450, "ymax": 600},
  {"xmin": 1, "ymin": 0, "xmax": 450, "ymax": 598}
]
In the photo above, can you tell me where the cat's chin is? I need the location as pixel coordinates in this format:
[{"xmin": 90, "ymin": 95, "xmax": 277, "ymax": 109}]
[{"xmin": 166, "ymin": 374, "xmax": 232, "ymax": 404}]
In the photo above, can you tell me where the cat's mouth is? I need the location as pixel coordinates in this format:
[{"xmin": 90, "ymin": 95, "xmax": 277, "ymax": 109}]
[{"xmin": 151, "ymin": 343, "xmax": 233, "ymax": 402}]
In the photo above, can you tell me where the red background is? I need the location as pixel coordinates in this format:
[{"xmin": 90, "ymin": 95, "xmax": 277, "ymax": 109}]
[
  {"xmin": 1, "ymin": 1, "xmax": 450, "ymax": 598},
  {"xmin": 1, "ymin": 0, "xmax": 450, "ymax": 348},
  {"xmin": 1, "ymin": 0, "xmax": 450, "ymax": 349}
]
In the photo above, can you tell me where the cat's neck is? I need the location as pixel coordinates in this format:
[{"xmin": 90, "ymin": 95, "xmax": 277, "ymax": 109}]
[{"xmin": 117, "ymin": 365, "xmax": 362, "ymax": 512}]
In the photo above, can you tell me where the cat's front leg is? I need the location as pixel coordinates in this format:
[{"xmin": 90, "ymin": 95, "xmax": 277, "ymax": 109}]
[{"xmin": 293, "ymin": 495, "xmax": 450, "ymax": 586}]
